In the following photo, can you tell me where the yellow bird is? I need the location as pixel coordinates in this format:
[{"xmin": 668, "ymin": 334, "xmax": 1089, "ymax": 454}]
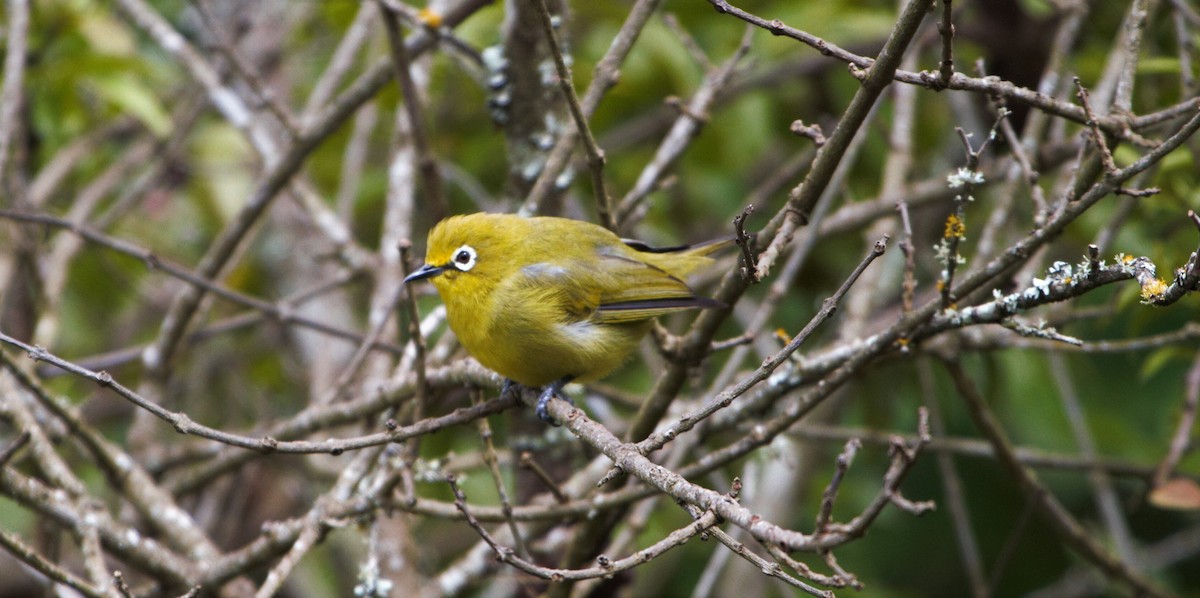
[{"xmin": 404, "ymin": 212, "xmax": 728, "ymax": 423}]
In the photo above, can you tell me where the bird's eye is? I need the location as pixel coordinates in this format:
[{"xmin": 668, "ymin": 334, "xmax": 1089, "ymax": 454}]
[{"xmin": 451, "ymin": 245, "xmax": 477, "ymax": 271}]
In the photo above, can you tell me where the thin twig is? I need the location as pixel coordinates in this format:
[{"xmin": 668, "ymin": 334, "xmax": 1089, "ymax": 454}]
[
  {"xmin": 379, "ymin": 0, "xmax": 446, "ymax": 212},
  {"xmin": 709, "ymin": 0, "xmax": 1191, "ymax": 139},
  {"xmin": 1153, "ymin": 351, "xmax": 1200, "ymax": 486},
  {"xmin": 917, "ymin": 359, "xmax": 987, "ymax": 597},
  {"xmin": 0, "ymin": 529, "xmax": 108, "ymax": 598},
  {"xmin": 188, "ymin": 0, "xmax": 301, "ymax": 137},
  {"xmin": 0, "ymin": 331, "xmax": 515, "ymax": 454},
  {"xmin": 301, "ymin": 1, "xmax": 377, "ymax": 121},
  {"xmin": 521, "ymin": 0, "xmax": 663, "ymax": 216},
  {"xmin": 939, "ymin": 111, "xmax": 1009, "ymax": 308},
  {"xmin": 814, "ymin": 438, "xmax": 860, "ymax": 532},
  {"xmin": 1075, "ymin": 78, "xmax": 1119, "ymax": 174},
  {"xmin": 943, "ymin": 359, "xmax": 1170, "ymax": 598},
  {"xmin": 518, "ymin": 451, "xmax": 570, "ymax": 504},
  {"xmin": 0, "ymin": 209, "xmax": 400, "ymax": 355},
  {"xmin": 530, "ymin": 0, "xmax": 615, "ymax": 229},
  {"xmin": 0, "ymin": 432, "xmax": 30, "ymax": 468},
  {"xmin": 616, "ymin": 25, "xmax": 753, "ymax": 228},
  {"xmin": 448, "ymin": 475, "xmax": 722, "ymax": 581},
  {"xmin": 734, "ymin": 204, "xmax": 759, "ymax": 282},
  {"xmin": 0, "ymin": 0, "xmax": 30, "ymax": 193},
  {"xmin": 1047, "ymin": 353, "xmax": 1135, "ymax": 561},
  {"xmin": 475, "ymin": 391, "xmax": 528, "ymax": 559},
  {"xmin": 935, "ymin": 0, "xmax": 955, "ymax": 89},
  {"xmin": 749, "ymin": 0, "xmax": 934, "ymax": 280},
  {"xmin": 603, "ymin": 236, "xmax": 887, "ymax": 482},
  {"xmin": 398, "ymin": 242, "xmax": 430, "ymax": 426}
]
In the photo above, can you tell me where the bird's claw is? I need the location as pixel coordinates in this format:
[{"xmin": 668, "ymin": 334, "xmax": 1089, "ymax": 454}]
[
  {"xmin": 535, "ymin": 388, "xmax": 559, "ymax": 425},
  {"xmin": 535, "ymin": 381, "xmax": 574, "ymax": 426}
]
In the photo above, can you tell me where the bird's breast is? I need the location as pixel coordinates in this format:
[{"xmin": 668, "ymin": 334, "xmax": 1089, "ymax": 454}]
[{"xmin": 445, "ymin": 298, "xmax": 646, "ymax": 387}]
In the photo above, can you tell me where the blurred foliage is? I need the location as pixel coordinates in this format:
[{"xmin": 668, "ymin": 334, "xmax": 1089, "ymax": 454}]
[{"xmin": 2, "ymin": 0, "xmax": 1199, "ymax": 596}]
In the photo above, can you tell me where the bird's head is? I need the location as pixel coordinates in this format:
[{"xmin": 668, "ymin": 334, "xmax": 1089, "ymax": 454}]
[{"xmin": 404, "ymin": 213, "xmax": 524, "ymax": 300}]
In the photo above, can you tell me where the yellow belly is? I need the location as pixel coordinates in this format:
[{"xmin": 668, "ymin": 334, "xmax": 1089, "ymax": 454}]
[{"xmin": 449, "ymin": 307, "xmax": 649, "ymax": 387}]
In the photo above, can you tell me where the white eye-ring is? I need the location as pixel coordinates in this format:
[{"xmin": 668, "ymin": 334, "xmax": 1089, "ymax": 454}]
[{"xmin": 450, "ymin": 245, "xmax": 477, "ymax": 271}]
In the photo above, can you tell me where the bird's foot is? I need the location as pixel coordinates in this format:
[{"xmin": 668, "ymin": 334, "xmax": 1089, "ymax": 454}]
[
  {"xmin": 501, "ymin": 378, "xmax": 520, "ymax": 400},
  {"xmin": 535, "ymin": 377, "xmax": 574, "ymax": 425}
]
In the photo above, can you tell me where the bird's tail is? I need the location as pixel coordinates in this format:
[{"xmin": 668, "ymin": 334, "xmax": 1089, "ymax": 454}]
[
  {"xmin": 625, "ymin": 234, "xmax": 742, "ymax": 278},
  {"xmin": 622, "ymin": 234, "xmax": 740, "ymax": 257}
]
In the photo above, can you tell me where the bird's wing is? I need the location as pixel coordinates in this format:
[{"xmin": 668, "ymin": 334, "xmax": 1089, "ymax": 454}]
[
  {"xmin": 592, "ymin": 254, "xmax": 721, "ymax": 323},
  {"xmin": 518, "ymin": 255, "xmax": 718, "ymax": 325}
]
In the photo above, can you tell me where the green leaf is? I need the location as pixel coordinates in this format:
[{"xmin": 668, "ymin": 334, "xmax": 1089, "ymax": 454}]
[
  {"xmin": 1137, "ymin": 57, "xmax": 1181, "ymax": 76},
  {"xmin": 86, "ymin": 73, "xmax": 172, "ymax": 136},
  {"xmin": 77, "ymin": 8, "xmax": 136, "ymax": 56},
  {"xmin": 1141, "ymin": 346, "xmax": 1187, "ymax": 380}
]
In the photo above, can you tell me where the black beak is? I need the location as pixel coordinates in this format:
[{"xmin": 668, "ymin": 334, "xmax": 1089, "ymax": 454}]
[{"xmin": 404, "ymin": 263, "xmax": 445, "ymax": 283}]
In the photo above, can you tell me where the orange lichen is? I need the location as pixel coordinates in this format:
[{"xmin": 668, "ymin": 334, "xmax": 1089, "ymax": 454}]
[
  {"xmin": 1141, "ymin": 278, "xmax": 1168, "ymax": 301},
  {"xmin": 419, "ymin": 7, "xmax": 443, "ymax": 28},
  {"xmin": 944, "ymin": 214, "xmax": 966, "ymax": 239}
]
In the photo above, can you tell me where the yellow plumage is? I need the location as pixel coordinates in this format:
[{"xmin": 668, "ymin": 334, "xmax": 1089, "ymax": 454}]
[{"xmin": 405, "ymin": 213, "xmax": 727, "ymax": 421}]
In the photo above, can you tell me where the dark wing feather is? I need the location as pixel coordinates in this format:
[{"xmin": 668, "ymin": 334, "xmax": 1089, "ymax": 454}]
[
  {"xmin": 599, "ymin": 296, "xmax": 724, "ymax": 312},
  {"xmin": 590, "ymin": 254, "xmax": 718, "ymax": 323},
  {"xmin": 620, "ymin": 239, "xmax": 691, "ymax": 253},
  {"xmin": 513, "ymin": 252, "xmax": 720, "ymax": 326}
]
